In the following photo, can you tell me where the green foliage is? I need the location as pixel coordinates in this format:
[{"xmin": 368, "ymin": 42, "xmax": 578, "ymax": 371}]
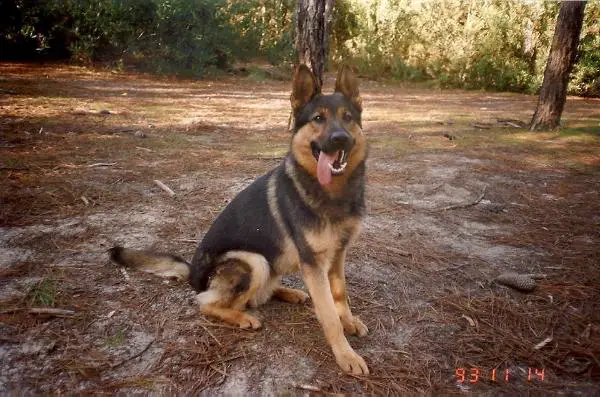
[
  {"xmin": 333, "ymin": 0, "xmax": 597, "ymax": 96},
  {"xmin": 226, "ymin": 0, "xmax": 295, "ymax": 65},
  {"xmin": 568, "ymin": 5, "xmax": 600, "ymax": 97},
  {"xmin": 1, "ymin": 0, "xmax": 597, "ymax": 95},
  {"xmin": 1, "ymin": 0, "xmax": 281, "ymax": 76},
  {"xmin": 28, "ymin": 279, "xmax": 57, "ymax": 307},
  {"xmin": 106, "ymin": 327, "xmax": 126, "ymax": 347},
  {"xmin": 330, "ymin": 0, "xmax": 361, "ymax": 64},
  {"xmin": 66, "ymin": 0, "xmax": 237, "ymax": 76}
]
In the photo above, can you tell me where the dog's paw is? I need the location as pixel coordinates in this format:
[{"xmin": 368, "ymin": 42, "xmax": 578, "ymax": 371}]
[
  {"xmin": 236, "ymin": 313, "xmax": 262, "ymax": 330},
  {"xmin": 335, "ymin": 348, "xmax": 369, "ymax": 375},
  {"xmin": 341, "ymin": 315, "xmax": 368, "ymax": 337},
  {"xmin": 286, "ymin": 289, "xmax": 309, "ymax": 304},
  {"xmin": 274, "ymin": 287, "xmax": 309, "ymax": 304}
]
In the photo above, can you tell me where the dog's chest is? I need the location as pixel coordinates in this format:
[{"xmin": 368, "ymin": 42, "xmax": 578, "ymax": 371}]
[{"xmin": 273, "ymin": 220, "xmax": 360, "ymax": 275}]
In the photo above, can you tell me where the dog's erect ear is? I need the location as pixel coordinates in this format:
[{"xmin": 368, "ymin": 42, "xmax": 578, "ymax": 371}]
[
  {"xmin": 291, "ymin": 64, "xmax": 320, "ymax": 113},
  {"xmin": 335, "ymin": 65, "xmax": 362, "ymax": 112}
]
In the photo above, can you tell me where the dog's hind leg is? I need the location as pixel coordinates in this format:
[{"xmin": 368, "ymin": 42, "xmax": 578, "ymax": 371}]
[{"xmin": 195, "ymin": 251, "xmax": 269, "ymax": 329}]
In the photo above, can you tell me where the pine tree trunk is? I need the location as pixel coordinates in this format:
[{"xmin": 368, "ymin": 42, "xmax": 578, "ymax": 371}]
[
  {"xmin": 529, "ymin": 1, "xmax": 586, "ymax": 131},
  {"xmin": 294, "ymin": 0, "xmax": 334, "ymax": 88}
]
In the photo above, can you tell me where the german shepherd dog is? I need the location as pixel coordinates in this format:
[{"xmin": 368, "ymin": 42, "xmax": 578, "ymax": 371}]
[{"xmin": 109, "ymin": 65, "xmax": 369, "ymax": 374}]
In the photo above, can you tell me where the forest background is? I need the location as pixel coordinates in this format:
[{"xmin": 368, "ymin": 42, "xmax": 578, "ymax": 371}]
[{"xmin": 1, "ymin": 0, "xmax": 598, "ymax": 97}]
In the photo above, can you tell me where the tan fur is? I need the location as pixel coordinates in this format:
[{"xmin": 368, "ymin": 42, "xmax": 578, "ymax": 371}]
[
  {"xmin": 335, "ymin": 66, "xmax": 362, "ymax": 112},
  {"xmin": 267, "ymin": 174, "xmax": 302, "ymax": 276},
  {"xmin": 249, "ymin": 275, "xmax": 281, "ymax": 308},
  {"xmin": 303, "ymin": 218, "xmax": 361, "ymax": 259},
  {"xmin": 289, "ymin": 110, "xmax": 367, "ymax": 199},
  {"xmin": 301, "ymin": 265, "xmax": 369, "ymax": 374},
  {"xmin": 113, "ymin": 248, "xmax": 189, "ymax": 281},
  {"xmin": 200, "ymin": 304, "xmax": 261, "ymax": 329},
  {"xmin": 329, "ymin": 249, "xmax": 368, "ymax": 337},
  {"xmin": 195, "ymin": 251, "xmax": 270, "ymax": 329},
  {"xmin": 290, "ymin": 122, "xmax": 321, "ymax": 181},
  {"xmin": 273, "ymin": 287, "xmax": 309, "ymax": 304},
  {"xmin": 291, "ymin": 65, "xmax": 320, "ymax": 113},
  {"xmin": 113, "ymin": 65, "xmax": 370, "ymax": 375},
  {"xmin": 300, "ymin": 217, "xmax": 368, "ymax": 374}
]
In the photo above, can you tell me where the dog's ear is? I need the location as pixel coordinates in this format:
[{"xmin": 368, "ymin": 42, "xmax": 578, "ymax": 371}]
[
  {"xmin": 291, "ymin": 64, "xmax": 320, "ymax": 113},
  {"xmin": 335, "ymin": 65, "xmax": 362, "ymax": 112}
]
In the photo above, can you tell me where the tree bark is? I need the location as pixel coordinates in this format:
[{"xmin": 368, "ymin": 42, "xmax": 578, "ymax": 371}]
[
  {"xmin": 529, "ymin": 1, "xmax": 586, "ymax": 131},
  {"xmin": 294, "ymin": 0, "xmax": 334, "ymax": 88}
]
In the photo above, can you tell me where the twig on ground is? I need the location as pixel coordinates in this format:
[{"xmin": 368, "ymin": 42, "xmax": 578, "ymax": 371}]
[
  {"xmin": 470, "ymin": 122, "xmax": 492, "ymax": 129},
  {"xmin": 80, "ymin": 196, "xmax": 90, "ymax": 206},
  {"xmin": 534, "ymin": 336, "xmax": 553, "ymax": 350},
  {"xmin": 29, "ymin": 307, "xmax": 76, "ymax": 317},
  {"xmin": 504, "ymin": 121, "xmax": 523, "ymax": 128},
  {"xmin": 438, "ymin": 185, "xmax": 487, "ymax": 211},
  {"xmin": 0, "ymin": 307, "xmax": 76, "ymax": 317},
  {"xmin": 110, "ymin": 339, "xmax": 155, "ymax": 369},
  {"xmin": 209, "ymin": 364, "xmax": 227, "ymax": 377},
  {"xmin": 292, "ymin": 383, "xmax": 321, "ymax": 392},
  {"xmin": 136, "ymin": 146, "xmax": 154, "ymax": 152},
  {"xmin": 154, "ymin": 180, "xmax": 176, "ymax": 197},
  {"xmin": 199, "ymin": 323, "xmax": 223, "ymax": 347},
  {"xmin": 88, "ymin": 162, "xmax": 117, "ymax": 168}
]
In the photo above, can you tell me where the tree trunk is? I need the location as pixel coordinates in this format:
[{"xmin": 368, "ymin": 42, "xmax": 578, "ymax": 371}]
[
  {"xmin": 529, "ymin": 1, "xmax": 586, "ymax": 131},
  {"xmin": 294, "ymin": 0, "xmax": 334, "ymax": 88}
]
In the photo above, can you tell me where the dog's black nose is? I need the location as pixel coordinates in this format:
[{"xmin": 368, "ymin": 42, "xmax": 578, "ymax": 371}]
[{"xmin": 329, "ymin": 130, "xmax": 353, "ymax": 147}]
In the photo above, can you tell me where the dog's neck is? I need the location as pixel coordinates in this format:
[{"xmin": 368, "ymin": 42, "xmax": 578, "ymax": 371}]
[{"xmin": 284, "ymin": 154, "xmax": 366, "ymax": 222}]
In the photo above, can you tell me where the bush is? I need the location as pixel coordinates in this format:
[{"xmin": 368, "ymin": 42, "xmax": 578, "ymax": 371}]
[
  {"xmin": 67, "ymin": 0, "xmax": 237, "ymax": 76},
  {"xmin": 568, "ymin": 6, "xmax": 600, "ymax": 97},
  {"xmin": 1, "ymin": 0, "xmax": 597, "ymax": 95}
]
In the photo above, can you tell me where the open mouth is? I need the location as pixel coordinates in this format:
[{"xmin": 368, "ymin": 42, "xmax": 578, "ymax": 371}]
[{"xmin": 311, "ymin": 142, "xmax": 348, "ymax": 175}]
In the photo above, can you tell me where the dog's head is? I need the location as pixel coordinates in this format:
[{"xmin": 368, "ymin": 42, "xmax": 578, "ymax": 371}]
[{"xmin": 290, "ymin": 65, "xmax": 366, "ymax": 188}]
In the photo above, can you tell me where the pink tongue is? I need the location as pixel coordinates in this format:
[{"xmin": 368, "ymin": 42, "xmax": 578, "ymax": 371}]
[{"xmin": 317, "ymin": 151, "xmax": 339, "ymax": 186}]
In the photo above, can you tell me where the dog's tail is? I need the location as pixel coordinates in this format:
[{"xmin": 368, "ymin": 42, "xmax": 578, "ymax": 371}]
[{"xmin": 108, "ymin": 246, "xmax": 190, "ymax": 281}]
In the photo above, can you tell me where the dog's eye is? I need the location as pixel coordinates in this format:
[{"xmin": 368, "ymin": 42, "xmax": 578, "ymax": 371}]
[
  {"xmin": 342, "ymin": 112, "xmax": 353, "ymax": 122},
  {"xmin": 312, "ymin": 114, "xmax": 325, "ymax": 123}
]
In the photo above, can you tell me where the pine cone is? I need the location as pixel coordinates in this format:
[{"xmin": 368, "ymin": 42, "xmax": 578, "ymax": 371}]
[{"xmin": 494, "ymin": 272, "xmax": 537, "ymax": 292}]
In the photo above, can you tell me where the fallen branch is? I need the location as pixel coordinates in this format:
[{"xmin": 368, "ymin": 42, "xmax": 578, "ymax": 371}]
[
  {"xmin": 0, "ymin": 307, "xmax": 76, "ymax": 317},
  {"xmin": 438, "ymin": 185, "xmax": 487, "ymax": 211},
  {"xmin": 470, "ymin": 122, "xmax": 492, "ymax": 130},
  {"xmin": 29, "ymin": 307, "xmax": 76, "ymax": 317},
  {"xmin": 154, "ymin": 180, "xmax": 176, "ymax": 197},
  {"xmin": 497, "ymin": 118, "xmax": 526, "ymax": 128},
  {"xmin": 504, "ymin": 121, "xmax": 523, "ymax": 128}
]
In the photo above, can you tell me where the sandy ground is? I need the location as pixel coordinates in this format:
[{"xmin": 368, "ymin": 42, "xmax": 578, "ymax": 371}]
[{"xmin": 1, "ymin": 63, "xmax": 599, "ymax": 395}]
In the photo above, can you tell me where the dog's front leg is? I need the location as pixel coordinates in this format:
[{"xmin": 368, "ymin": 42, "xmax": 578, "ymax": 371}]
[
  {"xmin": 302, "ymin": 264, "xmax": 369, "ymax": 375},
  {"xmin": 329, "ymin": 249, "xmax": 368, "ymax": 337}
]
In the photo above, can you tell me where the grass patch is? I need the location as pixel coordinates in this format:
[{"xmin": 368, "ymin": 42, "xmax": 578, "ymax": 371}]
[
  {"xmin": 27, "ymin": 278, "xmax": 57, "ymax": 307},
  {"xmin": 106, "ymin": 327, "xmax": 126, "ymax": 348},
  {"xmin": 246, "ymin": 66, "xmax": 271, "ymax": 82}
]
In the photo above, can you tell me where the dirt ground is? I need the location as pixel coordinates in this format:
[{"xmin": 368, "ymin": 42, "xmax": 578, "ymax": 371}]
[{"xmin": 1, "ymin": 63, "xmax": 599, "ymax": 395}]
